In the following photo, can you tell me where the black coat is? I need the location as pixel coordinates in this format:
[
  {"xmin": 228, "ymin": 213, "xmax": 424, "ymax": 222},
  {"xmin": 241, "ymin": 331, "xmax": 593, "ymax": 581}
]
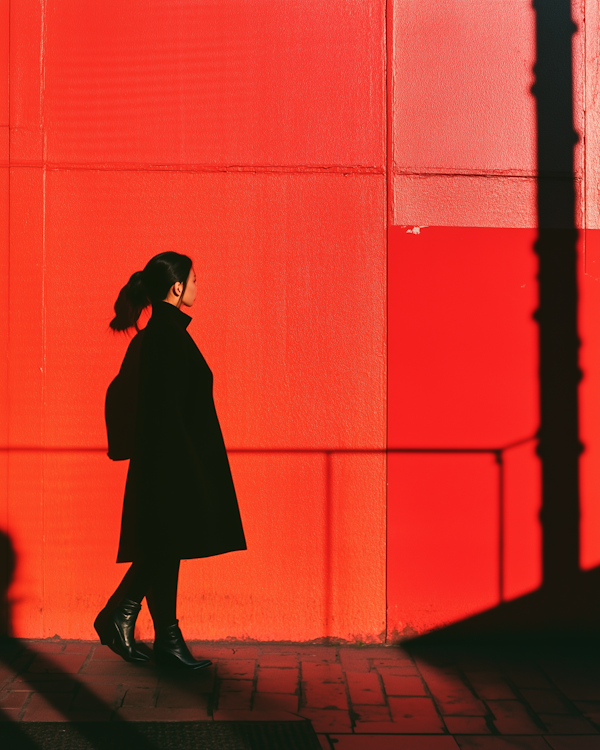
[{"xmin": 112, "ymin": 301, "xmax": 247, "ymax": 562}]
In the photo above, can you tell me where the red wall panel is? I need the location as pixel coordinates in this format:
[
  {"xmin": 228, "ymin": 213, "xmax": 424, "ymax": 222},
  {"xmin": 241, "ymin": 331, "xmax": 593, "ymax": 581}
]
[
  {"xmin": 387, "ymin": 226, "xmax": 543, "ymax": 633},
  {"xmin": 388, "ymin": 227, "xmax": 539, "ymax": 450},
  {"xmin": 388, "ymin": 453, "xmax": 501, "ymax": 636},
  {"xmin": 4, "ymin": 0, "xmax": 600, "ymax": 643},
  {"xmin": 43, "ymin": 0, "xmax": 385, "ymax": 168},
  {"xmin": 3, "ymin": 0, "xmax": 387, "ymax": 641},
  {"xmin": 580, "ymin": 230, "xmax": 600, "ymax": 570},
  {"xmin": 8, "ymin": 167, "xmax": 386, "ymax": 640}
]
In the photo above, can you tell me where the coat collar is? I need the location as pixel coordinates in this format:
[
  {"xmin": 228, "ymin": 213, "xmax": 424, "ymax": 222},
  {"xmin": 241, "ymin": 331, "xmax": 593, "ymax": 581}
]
[{"xmin": 151, "ymin": 300, "xmax": 192, "ymax": 330}]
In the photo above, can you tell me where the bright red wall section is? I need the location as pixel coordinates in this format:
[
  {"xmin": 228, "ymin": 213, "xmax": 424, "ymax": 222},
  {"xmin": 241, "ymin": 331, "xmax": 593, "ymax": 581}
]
[
  {"xmin": 4, "ymin": 0, "xmax": 600, "ymax": 643},
  {"xmin": 3, "ymin": 1, "xmax": 386, "ymax": 641},
  {"xmin": 387, "ymin": 227, "xmax": 542, "ymax": 635}
]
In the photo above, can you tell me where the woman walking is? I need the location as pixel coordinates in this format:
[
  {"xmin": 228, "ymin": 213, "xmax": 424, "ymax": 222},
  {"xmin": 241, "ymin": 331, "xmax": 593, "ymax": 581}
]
[{"xmin": 95, "ymin": 252, "xmax": 246, "ymax": 670}]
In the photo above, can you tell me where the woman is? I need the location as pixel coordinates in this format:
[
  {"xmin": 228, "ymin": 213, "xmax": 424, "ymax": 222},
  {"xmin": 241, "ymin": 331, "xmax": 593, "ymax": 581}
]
[{"xmin": 95, "ymin": 252, "xmax": 247, "ymax": 670}]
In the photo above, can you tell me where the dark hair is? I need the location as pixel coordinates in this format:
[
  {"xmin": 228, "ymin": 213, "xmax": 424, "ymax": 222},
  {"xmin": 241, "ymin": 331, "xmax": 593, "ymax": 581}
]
[{"xmin": 110, "ymin": 252, "xmax": 193, "ymax": 332}]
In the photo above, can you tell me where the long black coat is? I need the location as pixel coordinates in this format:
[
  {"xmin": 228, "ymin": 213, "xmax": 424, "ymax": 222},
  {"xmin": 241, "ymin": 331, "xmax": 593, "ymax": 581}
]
[{"xmin": 113, "ymin": 301, "xmax": 247, "ymax": 562}]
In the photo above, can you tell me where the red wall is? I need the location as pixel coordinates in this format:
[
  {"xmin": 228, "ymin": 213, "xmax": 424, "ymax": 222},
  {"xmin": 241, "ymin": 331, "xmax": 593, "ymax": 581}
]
[
  {"xmin": 387, "ymin": 0, "xmax": 600, "ymax": 635},
  {"xmin": 1, "ymin": 0, "xmax": 599, "ymax": 641},
  {"xmin": 2, "ymin": 0, "xmax": 386, "ymax": 641}
]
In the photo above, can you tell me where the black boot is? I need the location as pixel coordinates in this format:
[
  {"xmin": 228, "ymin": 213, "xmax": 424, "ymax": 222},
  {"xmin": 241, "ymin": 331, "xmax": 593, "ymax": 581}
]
[
  {"xmin": 153, "ymin": 620, "xmax": 212, "ymax": 670},
  {"xmin": 94, "ymin": 598, "xmax": 149, "ymax": 663}
]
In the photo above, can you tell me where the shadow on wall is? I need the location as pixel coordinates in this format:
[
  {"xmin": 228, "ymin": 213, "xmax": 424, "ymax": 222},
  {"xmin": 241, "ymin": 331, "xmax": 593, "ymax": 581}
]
[
  {"xmin": 0, "ymin": 528, "xmax": 16, "ymax": 638},
  {"xmin": 402, "ymin": 0, "xmax": 590, "ymax": 649}
]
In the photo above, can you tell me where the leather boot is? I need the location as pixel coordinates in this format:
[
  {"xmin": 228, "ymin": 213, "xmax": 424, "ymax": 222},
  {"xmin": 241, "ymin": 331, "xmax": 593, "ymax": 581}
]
[
  {"xmin": 153, "ymin": 620, "xmax": 212, "ymax": 670},
  {"xmin": 94, "ymin": 598, "xmax": 149, "ymax": 663}
]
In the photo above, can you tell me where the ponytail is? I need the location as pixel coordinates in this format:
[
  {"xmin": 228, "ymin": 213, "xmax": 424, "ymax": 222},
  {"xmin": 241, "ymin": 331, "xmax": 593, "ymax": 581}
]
[
  {"xmin": 109, "ymin": 252, "xmax": 193, "ymax": 333},
  {"xmin": 109, "ymin": 271, "xmax": 150, "ymax": 332}
]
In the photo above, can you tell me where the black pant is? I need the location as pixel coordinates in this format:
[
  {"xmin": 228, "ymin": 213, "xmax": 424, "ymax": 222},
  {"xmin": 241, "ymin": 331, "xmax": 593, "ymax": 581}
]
[{"xmin": 116, "ymin": 557, "xmax": 181, "ymax": 630}]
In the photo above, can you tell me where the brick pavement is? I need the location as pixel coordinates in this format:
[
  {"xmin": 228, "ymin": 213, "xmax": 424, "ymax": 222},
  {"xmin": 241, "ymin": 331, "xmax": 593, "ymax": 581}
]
[{"xmin": 0, "ymin": 639, "xmax": 599, "ymax": 749}]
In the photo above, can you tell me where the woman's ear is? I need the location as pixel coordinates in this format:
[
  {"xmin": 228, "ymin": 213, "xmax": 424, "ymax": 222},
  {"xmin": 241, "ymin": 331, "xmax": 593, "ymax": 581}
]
[{"xmin": 172, "ymin": 282, "xmax": 183, "ymax": 298}]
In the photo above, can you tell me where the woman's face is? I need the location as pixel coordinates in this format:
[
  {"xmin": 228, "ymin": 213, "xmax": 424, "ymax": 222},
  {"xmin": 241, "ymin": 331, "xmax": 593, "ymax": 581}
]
[{"xmin": 181, "ymin": 266, "xmax": 197, "ymax": 307}]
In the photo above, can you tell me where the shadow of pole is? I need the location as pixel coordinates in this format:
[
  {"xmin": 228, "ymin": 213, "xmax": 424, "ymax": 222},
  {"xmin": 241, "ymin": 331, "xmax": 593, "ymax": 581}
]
[{"xmin": 533, "ymin": 0, "xmax": 581, "ymax": 593}]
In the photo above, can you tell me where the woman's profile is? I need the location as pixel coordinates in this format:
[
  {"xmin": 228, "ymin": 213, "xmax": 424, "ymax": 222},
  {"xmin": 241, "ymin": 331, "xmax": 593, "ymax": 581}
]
[{"xmin": 95, "ymin": 252, "xmax": 247, "ymax": 670}]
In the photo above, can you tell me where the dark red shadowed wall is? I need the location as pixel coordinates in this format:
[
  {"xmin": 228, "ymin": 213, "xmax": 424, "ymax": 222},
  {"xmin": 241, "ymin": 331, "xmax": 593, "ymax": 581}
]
[{"xmin": 1, "ymin": 0, "xmax": 599, "ymax": 641}]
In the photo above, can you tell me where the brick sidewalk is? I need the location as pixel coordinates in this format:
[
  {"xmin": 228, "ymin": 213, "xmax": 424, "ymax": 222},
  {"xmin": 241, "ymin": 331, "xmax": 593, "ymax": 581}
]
[{"xmin": 1, "ymin": 639, "xmax": 600, "ymax": 749}]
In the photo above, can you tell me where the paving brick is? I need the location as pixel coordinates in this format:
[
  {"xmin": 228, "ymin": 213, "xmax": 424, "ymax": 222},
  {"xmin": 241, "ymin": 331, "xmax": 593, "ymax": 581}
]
[
  {"xmin": 216, "ymin": 660, "xmax": 255, "ymax": 680},
  {"xmin": 0, "ymin": 665, "xmax": 16, "ymax": 687},
  {"xmin": 519, "ymin": 689, "xmax": 571, "ymax": 714},
  {"xmin": 257, "ymin": 667, "xmax": 299, "ymax": 694},
  {"xmin": 420, "ymin": 668, "xmax": 486, "ymax": 716},
  {"xmin": 539, "ymin": 714, "xmax": 598, "ymax": 734},
  {"xmin": 20, "ymin": 692, "xmax": 70, "ymax": 720},
  {"xmin": 340, "ymin": 648, "xmax": 371, "ymax": 674},
  {"xmin": 219, "ymin": 678, "xmax": 253, "ymax": 694},
  {"xmin": 0, "ymin": 708, "xmax": 21, "ymax": 721},
  {"xmin": 253, "ymin": 692, "xmax": 299, "ymax": 712},
  {"xmin": 9, "ymin": 654, "xmax": 36, "ymax": 673},
  {"xmin": 465, "ymin": 673, "xmax": 516, "ymax": 700},
  {"xmin": 160, "ymin": 665, "xmax": 216, "ymax": 693},
  {"xmin": 372, "ymin": 658, "xmax": 416, "ymax": 668},
  {"xmin": 377, "ymin": 665, "xmax": 420, "ymax": 676},
  {"xmin": 115, "ymin": 707, "xmax": 211, "ymax": 721},
  {"xmin": 81, "ymin": 661, "xmax": 152, "ymax": 676},
  {"xmin": 304, "ymin": 682, "xmax": 349, "ymax": 710},
  {"xmin": 21, "ymin": 693, "xmax": 111, "ymax": 722},
  {"xmin": 218, "ymin": 679, "xmax": 253, "ymax": 710},
  {"xmin": 92, "ymin": 645, "xmax": 129, "ymax": 661},
  {"xmin": 70, "ymin": 683, "xmax": 122, "ymax": 710},
  {"xmin": 15, "ymin": 679, "xmax": 77, "ymax": 693},
  {"xmin": 302, "ymin": 662, "xmax": 345, "ymax": 684},
  {"xmin": 332, "ymin": 735, "xmax": 459, "ymax": 748},
  {"xmin": 381, "ymin": 674, "xmax": 426, "ymax": 697},
  {"xmin": 354, "ymin": 721, "xmax": 407, "ymax": 733},
  {"xmin": 500, "ymin": 666, "xmax": 553, "ymax": 690},
  {"xmin": 575, "ymin": 701, "xmax": 600, "ymax": 716},
  {"xmin": 298, "ymin": 707, "xmax": 352, "ymax": 732},
  {"xmin": 122, "ymin": 687, "xmax": 156, "ymax": 708},
  {"xmin": 156, "ymin": 686, "xmax": 210, "ymax": 709},
  {"xmin": 340, "ymin": 656, "xmax": 371, "ymax": 674},
  {"xmin": 352, "ymin": 705, "xmax": 391, "ymax": 722},
  {"xmin": 77, "ymin": 673, "xmax": 158, "ymax": 687},
  {"xmin": 0, "ymin": 690, "xmax": 30, "ymax": 709},
  {"xmin": 27, "ymin": 653, "xmax": 87, "ymax": 674},
  {"xmin": 346, "ymin": 672, "xmax": 385, "ymax": 706},
  {"xmin": 27, "ymin": 642, "xmax": 65, "ymax": 654},
  {"xmin": 454, "ymin": 738, "xmax": 551, "ymax": 749},
  {"xmin": 258, "ymin": 654, "xmax": 298, "ymax": 668},
  {"xmin": 487, "ymin": 700, "xmax": 545, "ymax": 734},
  {"xmin": 14, "ymin": 671, "xmax": 75, "ymax": 683},
  {"xmin": 444, "ymin": 716, "xmax": 491, "ymax": 734},
  {"xmin": 537, "ymin": 667, "xmax": 600, "ymax": 702},
  {"xmin": 196, "ymin": 645, "xmax": 257, "ymax": 660},
  {"xmin": 544, "ymin": 738, "xmax": 600, "ymax": 750},
  {"xmin": 388, "ymin": 697, "xmax": 445, "ymax": 733},
  {"xmin": 295, "ymin": 647, "xmax": 338, "ymax": 663},
  {"xmin": 213, "ymin": 709, "xmax": 303, "ymax": 721},
  {"xmin": 317, "ymin": 736, "xmax": 331, "ymax": 750},
  {"xmin": 350, "ymin": 647, "xmax": 405, "ymax": 659},
  {"xmin": 64, "ymin": 643, "xmax": 93, "ymax": 654}
]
